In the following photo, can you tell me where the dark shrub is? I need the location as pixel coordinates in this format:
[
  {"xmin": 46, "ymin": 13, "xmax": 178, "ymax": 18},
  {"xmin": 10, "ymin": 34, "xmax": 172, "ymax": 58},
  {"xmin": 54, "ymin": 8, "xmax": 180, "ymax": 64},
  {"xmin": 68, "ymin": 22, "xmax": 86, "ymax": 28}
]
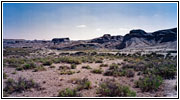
[
  {"xmin": 126, "ymin": 69, "xmax": 135, "ymax": 77},
  {"xmin": 71, "ymin": 64, "xmax": 77, "ymax": 69},
  {"xmin": 16, "ymin": 67, "xmax": 23, "ymax": 71},
  {"xmin": 156, "ymin": 64, "xmax": 176, "ymax": 79},
  {"xmin": 95, "ymin": 60, "xmax": 103, "ymax": 63},
  {"xmin": 50, "ymin": 65, "xmax": 55, "ymax": 68},
  {"xmin": 100, "ymin": 64, "xmax": 108, "ymax": 67},
  {"xmin": 23, "ymin": 62, "xmax": 36, "ymax": 70},
  {"xmin": 97, "ymin": 79, "xmax": 136, "ymax": 97},
  {"xmin": 3, "ymin": 77, "xmax": 40, "ymax": 95},
  {"xmin": 104, "ymin": 69, "xmax": 126, "ymax": 77},
  {"xmin": 82, "ymin": 65, "xmax": 92, "ymax": 69},
  {"xmin": 91, "ymin": 68, "xmax": 103, "ymax": 74},
  {"xmin": 58, "ymin": 57, "xmax": 82, "ymax": 64},
  {"xmin": 58, "ymin": 88, "xmax": 81, "ymax": 97},
  {"xmin": 109, "ymin": 63, "xmax": 119, "ymax": 70},
  {"xmin": 135, "ymin": 75, "xmax": 163, "ymax": 92},
  {"xmin": 42, "ymin": 60, "xmax": 52, "ymax": 66},
  {"xmin": 59, "ymin": 70, "xmax": 75, "ymax": 75},
  {"xmin": 33, "ymin": 66, "xmax": 46, "ymax": 72},
  {"xmin": 3, "ymin": 72, "xmax": 8, "ymax": 79},
  {"xmin": 76, "ymin": 78, "xmax": 92, "ymax": 91},
  {"xmin": 133, "ymin": 65, "xmax": 146, "ymax": 71},
  {"xmin": 59, "ymin": 66, "xmax": 70, "ymax": 70}
]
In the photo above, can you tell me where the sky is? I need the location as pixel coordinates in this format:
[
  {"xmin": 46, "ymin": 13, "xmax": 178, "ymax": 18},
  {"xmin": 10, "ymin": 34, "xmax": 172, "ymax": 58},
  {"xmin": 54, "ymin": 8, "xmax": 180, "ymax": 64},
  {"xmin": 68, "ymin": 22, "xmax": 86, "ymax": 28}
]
[{"xmin": 3, "ymin": 3, "xmax": 177, "ymax": 40}]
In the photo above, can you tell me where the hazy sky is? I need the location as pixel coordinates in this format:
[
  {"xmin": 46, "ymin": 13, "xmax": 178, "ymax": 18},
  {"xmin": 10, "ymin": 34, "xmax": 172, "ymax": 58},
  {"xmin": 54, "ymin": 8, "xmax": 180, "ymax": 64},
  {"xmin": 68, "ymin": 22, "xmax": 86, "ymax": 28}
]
[{"xmin": 3, "ymin": 3, "xmax": 177, "ymax": 40}]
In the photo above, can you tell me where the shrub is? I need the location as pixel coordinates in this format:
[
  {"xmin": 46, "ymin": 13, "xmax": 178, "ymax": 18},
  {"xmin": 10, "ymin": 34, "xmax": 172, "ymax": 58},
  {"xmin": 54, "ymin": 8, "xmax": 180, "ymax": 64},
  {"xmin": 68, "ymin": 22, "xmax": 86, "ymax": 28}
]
[
  {"xmin": 71, "ymin": 64, "xmax": 77, "ymax": 69},
  {"xmin": 3, "ymin": 77, "xmax": 40, "ymax": 95},
  {"xmin": 97, "ymin": 79, "xmax": 136, "ymax": 97},
  {"xmin": 59, "ymin": 70, "xmax": 75, "ymax": 75},
  {"xmin": 109, "ymin": 63, "xmax": 119, "ymax": 70},
  {"xmin": 3, "ymin": 72, "xmax": 8, "ymax": 79},
  {"xmin": 42, "ymin": 60, "xmax": 52, "ymax": 66},
  {"xmin": 33, "ymin": 66, "xmax": 46, "ymax": 72},
  {"xmin": 59, "ymin": 66, "xmax": 70, "ymax": 70},
  {"xmin": 155, "ymin": 64, "xmax": 176, "ymax": 79},
  {"xmin": 122, "ymin": 64, "xmax": 135, "ymax": 69},
  {"xmin": 91, "ymin": 68, "xmax": 103, "ymax": 74},
  {"xmin": 76, "ymin": 78, "xmax": 92, "ymax": 91},
  {"xmin": 77, "ymin": 70, "xmax": 81, "ymax": 73},
  {"xmin": 50, "ymin": 65, "xmax": 55, "ymax": 68},
  {"xmin": 100, "ymin": 64, "xmax": 108, "ymax": 67},
  {"xmin": 95, "ymin": 60, "xmax": 103, "ymax": 63},
  {"xmin": 133, "ymin": 65, "xmax": 146, "ymax": 71},
  {"xmin": 11, "ymin": 71, "xmax": 16, "ymax": 74},
  {"xmin": 23, "ymin": 62, "xmax": 36, "ymax": 70},
  {"xmin": 135, "ymin": 75, "xmax": 163, "ymax": 92},
  {"xmin": 126, "ymin": 69, "xmax": 135, "ymax": 77},
  {"xmin": 58, "ymin": 57, "xmax": 82, "ymax": 64},
  {"xmin": 58, "ymin": 88, "xmax": 81, "ymax": 97},
  {"xmin": 16, "ymin": 67, "xmax": 23, "ymax": 71},
  {"xmin": 82, "ymin": 65, "xmax": 92, "ymax": 69},
  {"xmin": 5, "ymin": 58, "xmax": 25, "ymax": 68},
  {"xmin": 104, "ymin": 69, "xmax": 126, "ymax": 77}
]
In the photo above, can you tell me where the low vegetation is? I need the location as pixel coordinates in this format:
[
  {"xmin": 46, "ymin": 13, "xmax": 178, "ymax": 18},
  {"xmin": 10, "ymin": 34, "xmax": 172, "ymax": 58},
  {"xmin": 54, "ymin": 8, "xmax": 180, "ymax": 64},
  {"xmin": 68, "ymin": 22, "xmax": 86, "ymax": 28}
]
[
  {"xmin": 42, "ymin": 60, "xmax": 53, "ymax": 66},
  {"xmin": 82, "ymin": 65, "xmax": 92, "ymax": 69},
  {"xmin": 91, "ymin": 68, "xmax": 103, "ymax": 74},
  {"xmin": 100, "ymin": 64, "xmax": 108, "ymax": 67},
  {"xmin": 59, "ymin": 70, "xmax": 75, "ymax": 75},
  {"xmin": 3, "ymin": 77, "xmax": 40, "ymax": 96},
  {"xmin": 33, "ymin": 66, "xmax": 46, "ymax": 72},
  {"xmin": 76, "ymin": 78, "xmax": 92, "ymax": 91},
  {"xmin": 58, "ymin": 88, "xmax": 81, "ymax": 97},
  {"xmin": 71, "ymin": 64, "xmax": 77, "ymax": 69},
  {"xmin": 135, "ymin": 75, "xmax": 163, "ymax": 92},
  {"xmin": 3, "ymin": 47, "xmax": 177, "ymax": 97},
  {"xmin": 97, "ymin": 79, "xmax": 136, "ymax": 97},
  {"xmin": 3, "ymin": 72, "xmax": 8, "ymax": 79}
]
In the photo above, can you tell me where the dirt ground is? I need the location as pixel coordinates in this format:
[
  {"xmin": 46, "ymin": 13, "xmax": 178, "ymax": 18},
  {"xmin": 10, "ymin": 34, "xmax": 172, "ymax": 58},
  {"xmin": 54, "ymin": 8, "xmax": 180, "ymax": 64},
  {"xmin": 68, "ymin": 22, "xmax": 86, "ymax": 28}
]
[{"xmin": 3, "ymin": 58, "xmax": 176, "ymax": 97}]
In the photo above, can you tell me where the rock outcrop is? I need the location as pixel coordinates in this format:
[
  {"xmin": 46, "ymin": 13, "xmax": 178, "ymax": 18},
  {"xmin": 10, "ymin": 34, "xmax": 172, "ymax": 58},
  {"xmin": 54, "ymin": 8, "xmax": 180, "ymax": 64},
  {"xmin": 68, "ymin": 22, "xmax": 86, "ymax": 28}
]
[
  {"xmin": 116, "ymin": 28, "xmax": 177, "ymax": 49},
  {"xmin": 90, "ymin": 34, "xmax": 123, "ymax": 44},
  {"xmin": 52, "ymin": 38, "xmax": 70, "ymax": 44}
]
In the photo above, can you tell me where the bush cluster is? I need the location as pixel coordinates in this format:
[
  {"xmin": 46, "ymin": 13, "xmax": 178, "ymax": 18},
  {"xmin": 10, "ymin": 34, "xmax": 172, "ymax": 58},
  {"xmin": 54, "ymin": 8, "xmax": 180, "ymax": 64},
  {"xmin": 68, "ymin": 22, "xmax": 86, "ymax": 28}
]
[
  {"xmin": 59, "ymin": 70, "xmax": 75, "ymax": 75},
  {"xmin": 42, "ymin": 60, "xmax": 52, "ymax": 66},
  {"xmin": 135, "ymin": 75, "xmax": 163, "ymax": 92},
  {"xmin": 76, "ymin": 78, "xmax": 92, "ymax": 91},
  {"xmin": 58, "ymin": 88, "xmax": 81, "ymax": 97},
  {"xmin": 100, "ymin": 64, "xmax": 108, "ymax": 67},
  {"xmin": 91, "ymin": 68, "xmax": 103, "ymax": 74},
  {"xmin": 71, "ymin": 64, "xmax": 77, "ymax": 69},
  {"xmin": 3, "ymin": 77, "xmax": 40, "ymax": 96},
  {"xmin": 82, "ymin": 65, "xmax": 92, "ymax": 69},
  {"xmin": 97, "ymin": 79, "xmax": 136, "ymax": 97}
]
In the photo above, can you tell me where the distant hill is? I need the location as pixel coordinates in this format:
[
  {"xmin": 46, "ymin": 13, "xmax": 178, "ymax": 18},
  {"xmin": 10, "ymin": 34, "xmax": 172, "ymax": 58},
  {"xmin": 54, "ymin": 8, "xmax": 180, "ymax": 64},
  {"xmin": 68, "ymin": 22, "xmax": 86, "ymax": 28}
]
[
  {"xmin": 115, "ymin": 28, "xmax": 177, "ymax": 49},
  {"xmin": 3, "ymin": 28, "xmax": 177, "ymax": 50}
]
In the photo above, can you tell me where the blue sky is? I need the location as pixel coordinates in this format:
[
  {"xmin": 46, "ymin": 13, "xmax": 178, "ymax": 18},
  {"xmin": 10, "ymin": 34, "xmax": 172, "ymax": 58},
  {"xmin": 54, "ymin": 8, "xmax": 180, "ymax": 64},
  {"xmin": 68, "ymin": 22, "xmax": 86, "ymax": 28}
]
[{"xmin": 3, "ymin": 3, "xmax": 177, "ymax": 40}]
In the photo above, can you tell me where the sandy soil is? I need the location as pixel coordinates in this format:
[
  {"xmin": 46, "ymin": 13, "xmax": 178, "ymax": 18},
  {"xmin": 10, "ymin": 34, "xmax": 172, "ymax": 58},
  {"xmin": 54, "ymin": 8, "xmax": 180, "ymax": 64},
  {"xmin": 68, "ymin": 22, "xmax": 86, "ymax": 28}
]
[{"xmin": 3, "ymin": 58, "xmax": 176, "ymax": 97}]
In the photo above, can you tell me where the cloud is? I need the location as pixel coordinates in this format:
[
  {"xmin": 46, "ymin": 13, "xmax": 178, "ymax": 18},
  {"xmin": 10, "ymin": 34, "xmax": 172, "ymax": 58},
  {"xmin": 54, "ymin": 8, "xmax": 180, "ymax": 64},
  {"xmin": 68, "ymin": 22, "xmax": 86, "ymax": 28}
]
[
  {"xmin": 76, "ymin": 25, "xmax": 87, "ymax": 28},
  {"xmin": 96, "ymin": 28, "xmax": 101, "ymax": 31}
]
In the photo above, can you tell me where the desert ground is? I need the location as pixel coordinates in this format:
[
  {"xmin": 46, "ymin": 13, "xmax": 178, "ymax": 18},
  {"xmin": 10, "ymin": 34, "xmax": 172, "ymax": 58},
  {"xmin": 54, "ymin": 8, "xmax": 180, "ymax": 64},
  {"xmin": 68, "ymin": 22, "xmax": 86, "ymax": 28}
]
[{"xmin": 3, "ymin": 47, "xmax": 177, "ymax": 97}]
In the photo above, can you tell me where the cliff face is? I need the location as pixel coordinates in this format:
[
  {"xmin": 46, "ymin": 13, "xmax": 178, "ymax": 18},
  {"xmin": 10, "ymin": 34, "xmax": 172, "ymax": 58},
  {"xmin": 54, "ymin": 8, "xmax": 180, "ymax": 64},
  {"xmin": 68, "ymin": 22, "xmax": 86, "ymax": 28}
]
[{"xmin": 116, "ymin": 28, "xmax": 177, "ymax": 49}]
